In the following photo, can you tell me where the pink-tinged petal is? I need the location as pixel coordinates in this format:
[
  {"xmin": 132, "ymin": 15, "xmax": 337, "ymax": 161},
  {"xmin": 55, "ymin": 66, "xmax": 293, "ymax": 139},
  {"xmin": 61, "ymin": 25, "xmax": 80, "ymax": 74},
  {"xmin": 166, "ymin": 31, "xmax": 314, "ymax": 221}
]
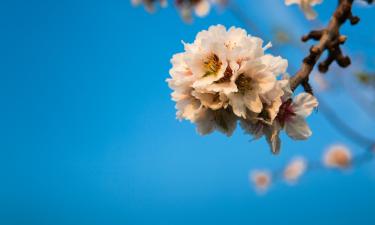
[
  {"xmin": 285, "ymin": 116, "xmax": 312, "ymax": 140},
  {"xmin": 292, "ymin": 93, "xmax": 318, "ymax": 117}
]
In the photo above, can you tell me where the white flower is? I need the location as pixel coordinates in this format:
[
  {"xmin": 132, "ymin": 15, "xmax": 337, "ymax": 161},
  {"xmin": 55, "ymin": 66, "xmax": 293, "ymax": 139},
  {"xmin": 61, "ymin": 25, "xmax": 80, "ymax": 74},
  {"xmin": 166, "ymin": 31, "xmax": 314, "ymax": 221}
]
[
  {"xmin": 283, "ymin": 157, "xmax": 307, "ymax": 183},
  {"xmin": 241, "ymin": 89, "xmax": 318, "ymax": 154},
  {"xmin": 281, "ymin": 92, "xmax": 319, "ymax": 140},
  {"xmin": 285, "ymin": 0, "xmax": 323, "ymax": 20},
  {"xmin": 227, "ymin": 47, "xmax": 288, "ymax": 119},
  {"xmin": 167, "ymin": 25, "xmax": 288, "ymax": 137},
  {"xmin": 250, "ymin": 170, "xmax": 271, "ymax": 193},
  {"xmin": 323, "ymin": 144, "xmax": 352, "ymax": 169}
]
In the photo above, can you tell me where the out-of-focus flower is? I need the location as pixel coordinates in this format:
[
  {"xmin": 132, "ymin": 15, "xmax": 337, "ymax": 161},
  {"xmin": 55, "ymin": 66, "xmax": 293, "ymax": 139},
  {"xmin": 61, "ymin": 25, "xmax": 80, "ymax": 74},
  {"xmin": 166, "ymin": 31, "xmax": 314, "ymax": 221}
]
[
  {"xmin": 323, "ymin": 145, "xmax": 352, "ymax": 169},
  {"xmin": 250, "ymin": 170, "xmax": 271, "ymax": 193},
  {"xmin": 131, "ymin": 0, "xmax": 167, "ymax": 13},
  {"xmin": 283, "ymin": 157, "xmax": 307, "ymax": 183},
  {"xmin": 167, "ymin": 25, "xmax": 288, "ymax": 137},
  {"xmin": 285, "ymin": 0, "xmax": 323, "ymax": 20},
  {"xmin": 176, "ymin": 0, "xmax": 218, "ymax": 22}
]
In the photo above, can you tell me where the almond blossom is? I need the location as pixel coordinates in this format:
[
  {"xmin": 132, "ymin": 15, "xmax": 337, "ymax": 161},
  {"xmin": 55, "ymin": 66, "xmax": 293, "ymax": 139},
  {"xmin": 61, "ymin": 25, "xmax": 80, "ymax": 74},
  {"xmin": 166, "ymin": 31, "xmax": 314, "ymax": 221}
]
[
  {"xmin": 285, "ymin": 0, "xmax": 323, "ymax": 20},
  {"xmin": 241, "ymin": 78, "xmax": 318, "ymax": 154},
  {"xmin": 250, "ymin": 170, "xmax": 271, "ymax": 193},
  {"xmin": 283, "ymin": 157, "xmax": 307, "ymax": 183},
  {"xmin": 323, "ymin": 144, "xmax": 352, "ymax": 169}
]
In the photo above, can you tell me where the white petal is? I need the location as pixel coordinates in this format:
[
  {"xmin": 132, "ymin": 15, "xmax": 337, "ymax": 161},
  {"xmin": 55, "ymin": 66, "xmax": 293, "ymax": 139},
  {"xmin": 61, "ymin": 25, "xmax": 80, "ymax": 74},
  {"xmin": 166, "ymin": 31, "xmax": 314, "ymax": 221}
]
[
  {"xmin": 285, "ymin": 116, "xmax": 312, "ymax": 140},
  {"xmin": 292, "ymin": 93, "xmax": 318, "ymax": 117},
  {"xmin": 259, "ymin": 54, "xmax": 288, "ymax": 76}
]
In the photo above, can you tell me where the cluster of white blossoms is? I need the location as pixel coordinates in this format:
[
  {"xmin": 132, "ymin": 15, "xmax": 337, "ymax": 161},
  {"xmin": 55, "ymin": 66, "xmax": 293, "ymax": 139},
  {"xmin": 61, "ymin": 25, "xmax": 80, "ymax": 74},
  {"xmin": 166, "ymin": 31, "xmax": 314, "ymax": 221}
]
[
  {"xmin": 285, "ymin": 0, "xmax": 323, "ymax": 20},
  {"xmin": 167, "ymin": 25, "xmax": 319, "ymax": 153}
]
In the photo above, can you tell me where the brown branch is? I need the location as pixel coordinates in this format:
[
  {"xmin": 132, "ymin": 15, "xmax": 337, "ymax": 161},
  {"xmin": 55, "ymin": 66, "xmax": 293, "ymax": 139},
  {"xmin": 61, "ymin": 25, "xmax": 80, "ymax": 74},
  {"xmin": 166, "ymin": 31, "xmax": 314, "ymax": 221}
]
[{"xmin": 290, "ymin": 0, "xmax": 359, "ymax": 92}]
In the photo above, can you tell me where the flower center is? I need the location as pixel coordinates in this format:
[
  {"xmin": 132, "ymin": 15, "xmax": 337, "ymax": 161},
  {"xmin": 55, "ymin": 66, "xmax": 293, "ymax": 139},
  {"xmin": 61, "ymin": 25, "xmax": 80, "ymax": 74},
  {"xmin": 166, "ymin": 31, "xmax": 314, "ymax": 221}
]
[
  {"xmin": 235, "ymin": 74, "xmax": 254, "ymax": 94},
  {"xmin": 214, "ymin": 66, "xmax": 233, "ymax": 83},
  {"xmin": 276, "ymin": 99, "xmax": 296, "ymax": 126},
  {"xmin": 203, "ymin": 53, "xmax": 222, "ymax": 77}
]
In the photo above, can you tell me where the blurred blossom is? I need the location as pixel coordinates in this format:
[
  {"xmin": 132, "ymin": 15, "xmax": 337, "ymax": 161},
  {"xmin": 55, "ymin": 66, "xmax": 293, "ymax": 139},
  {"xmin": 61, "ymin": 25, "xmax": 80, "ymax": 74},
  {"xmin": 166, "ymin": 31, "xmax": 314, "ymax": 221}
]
[
  {"xmin": 250, "ymin": 170, "xmax": 271, "ymax": 193},
  {"xmin": 176, "ymin": 0, "xmax": 215, "ymax": 22},
  {"xmin": 131, "ymin": 0, "xmax": 167, "ymax": 13},
  {"xmin": 284, "ymin": 0, "xmax": 323, "ymax": 20},
  {"xmin": 283, "ymin": 157, "xmax": 307, "ymax": 183},
  {"xmin": 323, "ymin": 144, "xmax": 352, "ymax": 169}
]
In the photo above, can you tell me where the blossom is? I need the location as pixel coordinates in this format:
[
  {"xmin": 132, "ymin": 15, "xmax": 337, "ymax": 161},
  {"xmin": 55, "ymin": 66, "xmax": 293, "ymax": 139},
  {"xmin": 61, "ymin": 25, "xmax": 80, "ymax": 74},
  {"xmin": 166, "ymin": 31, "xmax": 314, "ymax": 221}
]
[
  {"xmin": 176, "ymin": 0, "xmax": 212, "ymax": 22},
  {"xmin": 167, "ymin": 25, "xmax": 288, "ymax": 137},
  {"xmin": 283, "ymin": 157, "xmax": 307, "ymax": 183},
  {"xmin": 323, "ymin": 144, "xmax": 352, "ymax": 169},
  {"xmin": 278, "ymin": 92, "xmax": 319, "ymax": 140},
  {"xmin": 250, "ymin": 170, "xmax": 271, "ymax": 193},
  {"xmin": 241, "ymin": 78, "xmax": 318, "ymax": 154},
  {"xmin": 285, "ymin": 0, "xmax": 323, "ymax": 20},
  {"xmin": 131, "ymin": 0, "xmax": 167, "ymax": 13}
]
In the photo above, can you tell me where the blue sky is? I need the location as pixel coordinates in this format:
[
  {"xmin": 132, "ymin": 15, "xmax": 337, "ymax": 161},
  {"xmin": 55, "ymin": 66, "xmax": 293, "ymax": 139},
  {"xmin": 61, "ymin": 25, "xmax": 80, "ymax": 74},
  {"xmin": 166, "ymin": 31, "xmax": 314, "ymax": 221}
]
[{"xmin": 0, "ymin": 0, "xmax": 375, "ymax": 224}]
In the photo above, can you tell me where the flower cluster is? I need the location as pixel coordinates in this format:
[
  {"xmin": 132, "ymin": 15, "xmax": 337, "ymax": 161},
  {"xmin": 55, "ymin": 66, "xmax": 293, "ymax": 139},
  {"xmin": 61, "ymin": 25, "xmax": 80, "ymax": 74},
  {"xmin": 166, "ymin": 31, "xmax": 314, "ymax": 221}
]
[
  {"xmin": 285, "ymin": 0, "xmax": 323, "ymax": 20},
  {"xmin": 167, "ymin": 25, "xmax": 319, "ymax": 153}
]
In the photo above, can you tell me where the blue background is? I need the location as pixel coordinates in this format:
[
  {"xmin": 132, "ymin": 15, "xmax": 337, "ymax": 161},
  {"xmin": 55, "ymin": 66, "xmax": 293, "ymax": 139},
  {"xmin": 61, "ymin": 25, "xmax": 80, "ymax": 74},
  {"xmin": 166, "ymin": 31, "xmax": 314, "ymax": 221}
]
[{"xmin": 0, "ymin": 0, "xmax": 375, "ymax": 224}]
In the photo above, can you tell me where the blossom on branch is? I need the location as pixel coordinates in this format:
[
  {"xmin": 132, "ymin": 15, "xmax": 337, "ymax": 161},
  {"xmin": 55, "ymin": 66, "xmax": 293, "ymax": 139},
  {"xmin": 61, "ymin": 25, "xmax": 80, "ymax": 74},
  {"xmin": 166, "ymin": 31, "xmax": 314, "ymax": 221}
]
[
  {"xmin": 250, "ymin": 170, "xmax": 271, "ymax": 193},
  {"xmin": 283, "ymin": 157, "xmax": 307, "ymax": 183},
  {"xmin": 167, "ymin": 25, "xmax": 319, "ymax": 153},
  {"xmin": 323, "ymin": 145, "xmax": 352, "ymax": 169},
  {"xmin": 285, "ymin": 0, "xmax": 323, "ymax": 20},
  {"xmin": 241, "ymin": 82, "xmax": 319, "ymax": 153}
]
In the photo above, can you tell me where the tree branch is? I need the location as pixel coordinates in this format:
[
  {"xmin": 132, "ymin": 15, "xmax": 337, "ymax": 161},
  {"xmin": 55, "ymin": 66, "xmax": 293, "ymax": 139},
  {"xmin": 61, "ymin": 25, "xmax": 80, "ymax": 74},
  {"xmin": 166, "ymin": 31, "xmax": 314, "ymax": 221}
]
[{"xmin": 290, "ymin": 0, "xmax": 359, "ymax": 91}]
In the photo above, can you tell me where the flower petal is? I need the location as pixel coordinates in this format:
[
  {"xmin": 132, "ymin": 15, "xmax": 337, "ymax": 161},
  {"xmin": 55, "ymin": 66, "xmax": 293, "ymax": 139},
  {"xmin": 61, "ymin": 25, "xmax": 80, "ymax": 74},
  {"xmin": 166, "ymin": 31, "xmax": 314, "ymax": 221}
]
[
  {"xmin": 292, "ymin": 93, "xmax": 318, "ymax": 117},
  {"xmin": 285, "ymin": 116, "xmax": 312, "ymax": 140}
]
